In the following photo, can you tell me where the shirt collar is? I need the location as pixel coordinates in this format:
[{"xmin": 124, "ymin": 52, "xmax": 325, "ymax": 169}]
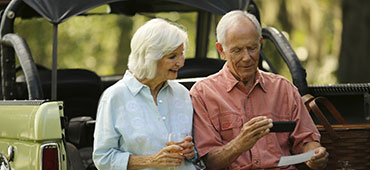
[
  {"xmin": 123, "ymin": 70, "xmax": 171, "ymax": 96},
  {"xmin": 255, "ymin": 69, "xmax": 267, "ymax": 93},
  {"xmin": 220, "ymin": 64, "xmax": 239, "ymax": 92},
  {"xmin": 221, "ymin": 63, "xmax": 267, "ymax": 93}
]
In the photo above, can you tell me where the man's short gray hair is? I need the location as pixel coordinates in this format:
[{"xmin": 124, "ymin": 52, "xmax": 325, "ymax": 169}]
[
  {"xmin": 128, "ymin": 18, "xmax": 188, "ymax": 79},
  {"xmin": 216, "ymin": 10, "xmax": 261, "ymax": 46}
]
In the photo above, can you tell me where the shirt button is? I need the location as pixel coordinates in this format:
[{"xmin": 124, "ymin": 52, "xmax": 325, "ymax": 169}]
[
  {"xmin": 161, "ymin": 116, "xmax": 166, "ymax": 120},
  {"xmin": 158, "ymin": 99, "xmax": 163, "ymax": 104},
  {"xmin": 254, "ymin": 160, "xmax": 259, "ymax": 164}
]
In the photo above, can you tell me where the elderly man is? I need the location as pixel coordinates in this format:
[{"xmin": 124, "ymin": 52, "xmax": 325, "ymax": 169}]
[{"xmin": 190, "ymin": 10, "xmax": 328, "ymax": 170}]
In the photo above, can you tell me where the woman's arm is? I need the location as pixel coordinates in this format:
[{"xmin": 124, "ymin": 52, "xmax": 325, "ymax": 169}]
[{"xmin": 128, "ymin": 145, "xmax": 185, "ymax": 170}]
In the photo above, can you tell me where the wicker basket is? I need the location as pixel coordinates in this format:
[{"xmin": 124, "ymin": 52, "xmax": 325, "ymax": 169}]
[
  {"xmin": 318, "ymin": 124, "xmax": 370, "ymax": 170},
  {"xmin": 303, "ymin": 94, "xmax": 370, "ymax": 170}
]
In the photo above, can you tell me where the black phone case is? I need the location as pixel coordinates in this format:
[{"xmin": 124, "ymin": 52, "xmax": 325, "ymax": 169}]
[{"xmin": 270, "ymin": 121, "xmax": 296, "ymax": 132}]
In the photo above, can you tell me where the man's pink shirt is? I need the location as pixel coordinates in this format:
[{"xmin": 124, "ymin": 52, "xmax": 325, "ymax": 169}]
[{"xmin": 190, "ymin": 64, "xmax": 320, "ymax": 170}]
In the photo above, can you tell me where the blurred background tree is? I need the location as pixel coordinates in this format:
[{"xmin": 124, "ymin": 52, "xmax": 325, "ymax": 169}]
[
  {"xmin": 337, "ymin": 0, "xmax": 370, "ymax": 83},
  {"xmin": 256, "ymin": 0, "xmax": 342, "ymax": 84},
  {"xmin": 14, "ymin": 0, "xmax": 369, "ymax": 84}
]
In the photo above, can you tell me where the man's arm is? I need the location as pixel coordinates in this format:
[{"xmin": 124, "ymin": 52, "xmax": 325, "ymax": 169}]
[
  {"xmin": 302, "ymin": 141, "xmax": 321, "ymax": 153},
  {"xmin": 204, "ymin": 116, "xmax": 272, "ymax": 170},
  {"xmin": 302, "ymin": 141, "xmax": 329, "ymax": 170}
]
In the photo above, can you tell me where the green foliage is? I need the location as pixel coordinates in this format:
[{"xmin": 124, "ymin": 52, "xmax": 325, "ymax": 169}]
[
  {"xmin": 15, "ymin": 12, "xmax": 198, "ymax": 76},
  {"xmin": 256, "ymin": 0, "xmax": 342, "ymax": 84},
  {"xmin": 14, "ymin": 1, "xmax": 343, "ymax": 84},
  {"xmin": 15, "ymin": 18, "xmax": 53, "ymax": 65}
]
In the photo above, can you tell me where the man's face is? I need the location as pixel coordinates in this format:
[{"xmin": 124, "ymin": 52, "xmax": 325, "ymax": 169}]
[{"xmin": 216, "ymin": 18, "xmax": 262, "ymax": 84}]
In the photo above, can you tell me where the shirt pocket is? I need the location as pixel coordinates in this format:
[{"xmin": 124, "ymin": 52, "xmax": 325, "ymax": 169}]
[
  {"xmin": 259, "ymin": 111, "xmax": 290, "ymax": 121},
  {"xmin": 218, "ymin": 112, "xmax": 243, "ymax": 143}
]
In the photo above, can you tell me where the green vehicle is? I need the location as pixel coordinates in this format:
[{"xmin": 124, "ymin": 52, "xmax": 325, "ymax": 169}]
[{"xmin": 3, "ymin": 0, "xmax": 368, "ymax": 169}]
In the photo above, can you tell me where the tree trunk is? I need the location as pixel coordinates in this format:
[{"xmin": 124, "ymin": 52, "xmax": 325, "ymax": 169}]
[{"xmin": 337, "ymin": 0, "xmax": 370, "ymax": 83}]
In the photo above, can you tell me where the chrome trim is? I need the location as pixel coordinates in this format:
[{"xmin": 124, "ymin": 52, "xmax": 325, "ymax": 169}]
[
  {"xmin": 40, "ymin": 143, "xmax": 61, "ymax": 170},
  {"xmin": 7, "ymin": 146, "xmax": 14, "ymax": 162},
  {"xmin": 0, "ymin": 152, "xmax": 11, "ymax": 170},
  {"xmin": 0, "ymin": 100, "xmax": 46, "ymax": 105},
  {"xmin": 7, "ymin": 11, "xmax": 15, "ymax": 19}
]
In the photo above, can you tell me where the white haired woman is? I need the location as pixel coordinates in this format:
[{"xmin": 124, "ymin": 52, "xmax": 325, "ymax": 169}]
[{"xmin": 93, "ymin": 18, "xmax": 199, "ymax": 170}]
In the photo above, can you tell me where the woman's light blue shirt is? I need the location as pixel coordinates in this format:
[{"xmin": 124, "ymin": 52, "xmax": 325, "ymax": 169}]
[{"xmin": 93, "ymin": 71, "xmax": 196, "ymax": 170}]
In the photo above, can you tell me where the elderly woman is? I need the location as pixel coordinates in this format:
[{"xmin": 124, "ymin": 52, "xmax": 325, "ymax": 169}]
[{"xmin": 93, "ymin": 18, "xmax": 198, "ymax": 170}]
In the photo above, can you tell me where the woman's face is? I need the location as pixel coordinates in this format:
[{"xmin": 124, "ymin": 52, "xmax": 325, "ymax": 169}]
[{"xmin": 155, "ymin": 44, "xmax": 185, "ymax": 81}]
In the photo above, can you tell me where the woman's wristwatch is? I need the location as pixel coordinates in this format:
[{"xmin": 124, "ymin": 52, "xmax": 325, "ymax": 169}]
[{"xmin": 186, "ymin": 147, "xmax": 206, "ymax": 170}]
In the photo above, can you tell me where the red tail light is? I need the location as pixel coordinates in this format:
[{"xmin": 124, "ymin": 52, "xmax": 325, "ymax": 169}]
[{"xmin": 41, "ymin": 144, "xmax": 59, "ymax": 170}]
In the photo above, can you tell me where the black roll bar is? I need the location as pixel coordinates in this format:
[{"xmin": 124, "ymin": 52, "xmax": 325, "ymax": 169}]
[
  {"xmin": 262, "ymin": 27, "xmax": 309, "ymax": 95},
  {"xmin": 1, "ymin": 33, "xmax": 43, "ymax": 99}
]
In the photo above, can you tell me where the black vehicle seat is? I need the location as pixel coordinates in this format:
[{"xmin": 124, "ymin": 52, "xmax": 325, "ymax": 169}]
[
  {"xmin": 66, "ymin": 142, "xmax": 86, "ymax": 170},
  {"xmin": 67, "ymin": 116, "xmax": 96, "ymax": 170},
  {"xmin": 177, "ymin": 58, "xmax": 225, "ymax": 79},
  {"xmin": 16, "ymin": 67, "xmax": 102, "ymax": 120},
  {"xmin": 39, "ymin": 68, "xmax": 102, "ymax": 120}
]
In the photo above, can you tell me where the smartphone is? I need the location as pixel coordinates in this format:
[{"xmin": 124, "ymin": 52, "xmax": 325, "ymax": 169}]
[{"xmin": 270, "ymin": 121, "xmax": 296, "ymax": 132}]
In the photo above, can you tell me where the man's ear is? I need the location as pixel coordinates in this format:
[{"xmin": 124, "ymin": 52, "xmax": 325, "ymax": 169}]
[
  {"xmin": 216, "ymin": 42, "xmax": 226, "ymax": 60},
  {"xmin": 259, "ymin": 37, "xmax": 263, "ymax": 47}
]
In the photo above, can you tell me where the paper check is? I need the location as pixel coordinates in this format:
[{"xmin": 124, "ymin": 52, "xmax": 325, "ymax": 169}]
[{"xmin": 277, "ymin": 150, "xmax": 314, "ymax": 167}]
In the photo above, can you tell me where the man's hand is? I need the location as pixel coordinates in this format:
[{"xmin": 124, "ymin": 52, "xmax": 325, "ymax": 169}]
[
  {"xmin": 203, "ymin": 116, "xmax": 272, "ymax": 170},
  {"xmin": 233, "ymin": 116, "xmax": 273, "ymax": 153},
  {"xmin": 306, "ymin": 147, "xmax": 329, "ymax": 170}
]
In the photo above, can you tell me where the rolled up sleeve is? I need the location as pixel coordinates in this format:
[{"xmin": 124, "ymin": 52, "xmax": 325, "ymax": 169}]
[
  {"xmin": 290, "ymin": 89, "xmax": 321, "ymax": 154},
  {"xmin": 191, "ymin": 89, "xmax": 223, "ymax": 158},
  {"xmin": 93, "ymin": 95, "xmax": 131, "ymax": 170}
]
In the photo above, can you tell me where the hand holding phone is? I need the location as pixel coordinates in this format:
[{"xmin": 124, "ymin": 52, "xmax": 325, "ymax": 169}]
[{"xmin": 270, "ymin": 121, "xmax": 296, "ymax": 132}]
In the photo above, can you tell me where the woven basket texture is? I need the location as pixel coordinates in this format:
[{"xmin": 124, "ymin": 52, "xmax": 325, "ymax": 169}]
[{"xmin": 318, "ymin": 125, "xmax": 370, "ymax": 170}]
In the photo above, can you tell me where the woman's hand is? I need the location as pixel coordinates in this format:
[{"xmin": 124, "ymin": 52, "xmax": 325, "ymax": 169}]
[
  {"xmin": 180, "ymin": 136, "xmax": 196, "ymax": 160},
  {"xmin": 149, "ymin": 144, "xmax": 185, "ymax": 167}
]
